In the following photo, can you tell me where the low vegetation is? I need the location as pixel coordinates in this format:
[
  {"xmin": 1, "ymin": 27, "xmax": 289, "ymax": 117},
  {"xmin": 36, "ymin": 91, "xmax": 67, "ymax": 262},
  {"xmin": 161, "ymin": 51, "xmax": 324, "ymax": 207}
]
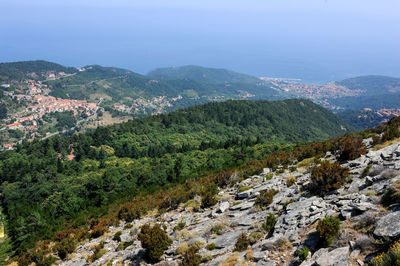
[
  {"xmin": 316, "ymin": 216, "xmax": 341, "ymax": 246},
  {"xmin": 262, "ymin": 213, "xmax": 277, "ymax": 234},
  {"xmin": 137, "ymin": 224, "xmax": 172, "ymax": 262},
  {"xmin": 181, "ymin": 245, "xmax": 202, "ymax": 266},
  {"xmin": 369, "ymin": 240, "xmax": 400, "ymax": 266},
  {"xmin": 255, "ymin": 189, "xmax": 278, "ymax": 207},
  {"xmin": 234, "ymin": 233, "xmax": 249, "ymax": 252},
  {"xmin": 298, "ymin": 246, "xmax": 309, "ymax": 263},
  {"xmin": 310, "ymin": 161, "xmax": 350, "ymax": 195}
]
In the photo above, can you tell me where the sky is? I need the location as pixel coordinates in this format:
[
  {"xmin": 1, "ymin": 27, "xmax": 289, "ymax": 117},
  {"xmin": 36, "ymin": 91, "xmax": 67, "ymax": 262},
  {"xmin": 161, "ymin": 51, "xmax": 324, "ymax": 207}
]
[{"xmin": 1, "ymin": 0, "xmax": 399, "ymax": 82}]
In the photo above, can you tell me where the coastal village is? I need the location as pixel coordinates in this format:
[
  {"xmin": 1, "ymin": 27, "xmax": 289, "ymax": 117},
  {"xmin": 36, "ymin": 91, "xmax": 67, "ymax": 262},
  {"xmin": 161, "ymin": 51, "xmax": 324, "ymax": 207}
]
[{"xmin": 1, "ymin": 78, "xmax": 100, "ymax": 150}]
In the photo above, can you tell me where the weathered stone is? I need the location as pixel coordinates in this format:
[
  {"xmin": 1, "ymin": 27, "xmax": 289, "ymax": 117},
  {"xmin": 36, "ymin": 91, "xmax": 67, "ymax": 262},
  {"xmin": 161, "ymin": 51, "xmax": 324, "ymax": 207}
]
[
  {"xmin": 256, "ymin": 260, "xmax": 277, "ymax": 266},
  {"xmin": 211, "ymin": 231, "xmax": 242, "ymax": 249},
  {"xmin": 217, "ymin": 202, "xmax": 230, "ymax": 213},
  {"xmin": 315, "ymin": 246, "xmax": 350, "ymax": 266},
  {"xmin": 252, "ymin": 251, "xmax": 266, "ymax": 261},
  {"xmin": 374, "ymin": 211, "xmax": 400, "ymax": 238},
  {"xmin": 237, "ymin": 189, "xmax": 253, "ymax": 199}
]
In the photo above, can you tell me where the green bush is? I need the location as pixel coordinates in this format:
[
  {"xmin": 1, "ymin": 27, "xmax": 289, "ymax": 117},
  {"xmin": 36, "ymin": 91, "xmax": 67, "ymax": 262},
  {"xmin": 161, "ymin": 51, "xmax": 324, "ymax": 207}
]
[
  {"xmin": 298, "ymin": 247, "xmax": 309, "ymax": 262},
  {"xmin": 138, "ymin": 224, "xmax": 172, "ymax": 262},
  {"xmin": 180, "ymin": 245, "xmax": 202, "ymax": 266},
  {"xmin": 316, "ymin": 216, "xmax": 341, "ymax": 246},
  {"xmin": 54, "ymin": 239, "xmax": 76, "ymax": 260},
  {"xmin": 174, "ymin": 221, "xmax": 186, "ymax": 231},
  {"xmin": 310, "ymin": 161, "xmax": 349, "ymax": 195},
  {"xmin": 206, "ymin": 243, "xmax": 216, "ymax": 250},
  {"xmin": 234, "ymin": 233, "xmax": 249, "ymax": 252},
  {"xmin": 255, "ymin": 189, "xmax": 278, "ymax": 207},
  {"xmin": 116, "ymin": 241, "xmax": 133, "ymax": 251},
  {"xmin": 262, "ymin": 213, "xmax": 277, "ymax": 234},
  {"xmin": 113, "ymin": 231, "xmax": 122, "ymax": 242}
]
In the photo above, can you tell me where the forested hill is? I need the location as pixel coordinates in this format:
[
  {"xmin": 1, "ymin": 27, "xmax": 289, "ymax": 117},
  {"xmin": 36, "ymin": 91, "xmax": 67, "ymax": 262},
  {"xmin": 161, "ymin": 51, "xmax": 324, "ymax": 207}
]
[
  {"xmin": 147, "ymin": 65, "xmax": 261, "ymax": 84},
  {"xmin": 0, "ymin": 99, "xmax": 348, "ymax": 256},
  {"xmin": 0, "ymin": 60, "xmax": 77, "ymax": 82},
  {"xmin": 336, "ymin": 75, "xmax": 400, "ymax": 95}
]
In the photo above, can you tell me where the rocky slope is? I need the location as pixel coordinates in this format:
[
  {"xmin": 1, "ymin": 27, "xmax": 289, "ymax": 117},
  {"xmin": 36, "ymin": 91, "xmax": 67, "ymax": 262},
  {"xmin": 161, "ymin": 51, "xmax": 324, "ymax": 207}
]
[{"xmin": 58, "ymin": 138, "xmax": 400, "ymax": 266}]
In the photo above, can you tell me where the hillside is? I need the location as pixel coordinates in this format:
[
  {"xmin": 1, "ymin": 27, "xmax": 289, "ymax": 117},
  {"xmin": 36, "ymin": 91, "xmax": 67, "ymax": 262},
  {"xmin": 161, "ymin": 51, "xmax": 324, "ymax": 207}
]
[
  {"xmin": 3, "ymin": 107, "xmax": 400, "ymax": 266},
  {"xmin": 0, "ymin": 99, "xmax": 348, "ymax": 260},
  {"xmin": 336, "ymin": 75, "xmax": 400, "ymax": 95},
  {"xmin": 0, "ymin": 60, "xmax": 77, "ymax": 82},
  {"xmin": 147, "ymin": 65, "xmax": 261, "ymax": 84}
]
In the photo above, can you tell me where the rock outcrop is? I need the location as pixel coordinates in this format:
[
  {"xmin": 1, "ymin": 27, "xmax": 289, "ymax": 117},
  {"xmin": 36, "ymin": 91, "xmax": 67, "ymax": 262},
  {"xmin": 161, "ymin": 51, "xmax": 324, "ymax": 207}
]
[{"xmin": 58, "ymin": 140, "xmax": 400, "ymax": 265}]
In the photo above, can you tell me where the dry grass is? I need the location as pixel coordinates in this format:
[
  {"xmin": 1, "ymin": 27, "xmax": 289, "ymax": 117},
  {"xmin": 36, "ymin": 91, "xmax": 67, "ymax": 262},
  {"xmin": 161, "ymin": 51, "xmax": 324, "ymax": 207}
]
[
  {"xmin": 220, "ymin": 253, "xmax": 241, "ymax": 266},
  {"xmin": 296, "ymin": 157, "xmax": 315, "ymax": 168},
  {"xmin": 372, "ymin": 138, "xmax": 400, "ymax": 151}
]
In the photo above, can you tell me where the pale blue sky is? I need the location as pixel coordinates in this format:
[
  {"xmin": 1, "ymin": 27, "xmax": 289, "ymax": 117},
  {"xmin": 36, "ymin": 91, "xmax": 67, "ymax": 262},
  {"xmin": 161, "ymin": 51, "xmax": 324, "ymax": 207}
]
[{"xmin": 1, "ymin": 0, "xmax": 399, "ymax": 82}]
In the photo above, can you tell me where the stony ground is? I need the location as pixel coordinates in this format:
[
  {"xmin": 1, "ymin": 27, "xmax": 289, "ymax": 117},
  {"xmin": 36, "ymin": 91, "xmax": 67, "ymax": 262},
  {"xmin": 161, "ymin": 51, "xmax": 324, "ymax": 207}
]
[{"xmin": 58, "ymin": 138, "xmax": 400, "ymax": 266}]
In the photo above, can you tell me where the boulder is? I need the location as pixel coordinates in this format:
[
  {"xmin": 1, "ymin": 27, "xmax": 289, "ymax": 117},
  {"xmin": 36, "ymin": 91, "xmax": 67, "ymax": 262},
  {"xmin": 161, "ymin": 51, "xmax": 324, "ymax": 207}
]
[
  {"xmin": 210, "ymin": 231, "xmax": 243, "ymax": 249},
  {"xmin": 315, "ymin": 246, "xmax": 350, "ymax": 266},
  {"xmin": 217, "ymin": 202, "xmax": 230, "ymax": 213},
  {"xmin": 237, "ymin": 189, "xmax": 253, "ymax": 199},
  {"xmin": 374, "ymin": 211, "xmax": 400, "ymax": 238}
]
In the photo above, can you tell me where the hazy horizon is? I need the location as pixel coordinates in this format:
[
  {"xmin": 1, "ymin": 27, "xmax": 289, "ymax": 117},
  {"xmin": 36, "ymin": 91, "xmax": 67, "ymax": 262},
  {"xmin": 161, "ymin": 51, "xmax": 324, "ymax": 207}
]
[{"xmin": 1, "ymin": 0, "xmax": 399, "ymax": 82}]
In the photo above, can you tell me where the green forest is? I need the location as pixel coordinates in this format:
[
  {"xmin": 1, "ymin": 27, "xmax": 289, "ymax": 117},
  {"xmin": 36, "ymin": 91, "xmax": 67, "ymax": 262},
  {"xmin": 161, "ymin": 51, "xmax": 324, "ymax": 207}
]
[{"xmin": 0, "ymin": 99, "xmax": 348, "ymax": 254}]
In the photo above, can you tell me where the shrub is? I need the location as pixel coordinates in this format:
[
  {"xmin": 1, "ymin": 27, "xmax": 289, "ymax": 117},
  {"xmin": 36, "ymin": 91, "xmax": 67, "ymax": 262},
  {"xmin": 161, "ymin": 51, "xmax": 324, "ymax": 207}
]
[
  {"xmin": 234, "ymin": 233, "xmax": 249, "ymax": 251},
  {"xmin": 248, "ymin": 231, "xmax": 264, "ymax": 245},
  {"xmin": 210, "ymin": 223, "xmax": 225, "ymax": 235},
  {"xmin": 201, "ymin": 191, "xmax": 217, "ymax": 209},
  {"xmin": 123, "ymin": 224, "xmax": 133, "ymax": 230},
  {"xmin": 382, "ymin": 180, "xmax": 400, "ymax": 206},
  {"xmin": 298, "ymin": 247, "xmax": 309, "ymax": 262},
  {"xmin": 113, "ymin": 231, "xmax": 122, "ymax": 242},
  {"xmin": 54, "ymin": 239, "xmax": 77, "ymax": 260},
  {"xmin": 338, "ymin": 137, "xmax": 366, "ymax": 161},
  {"xmin": 180, "ymin": 245, "xmax": 202, "ymax": 266},
  {"xmin": 262, "ymin": 213, "xmax": 277, "ymax": 234},
  {"xmin": 286, "ymin": 176, "xmax": 296, "ymax": 187},
  {"xmin": 255, "ymin": 189, "xmax": 278, "ymax": 207},
  {"xmin": 88, "ymin": 242, "xmax": 106, "ymax": 262},
  {"xmin": 316, "ymin": 216, "xmax": 341, "ymax": 246},
  {"xmin": 310, "ymin": 161, "xmax": 349, "ymax": 195},
  {"xmin": 372, "ymin": 135, "xmax": 382, "ymax": 146},
  {"xmin": 369, "ymin": 240, "xmax": 400, "ymax": 266},
  {"xmin": 206, "ymin": 243, "xmax": 216, "ymax": 250},
  {"xmin": 177, "ymin": 242, "xmax": 189, "ymax": 255},
  {"xmin": 290, "ymin": 166, "xmax": 297, "ymax": 172},
  {"xmin": 174, "ymin": 221, "xmax": 186, "ymax": 231},
  {"xmin": 116, "ymin": 241, "xmax": 133, "ymax": 251},
  {"xmin": 138, "ymin": 224, "xmax": 172, "ymax": 262},
  {"xmin": 362, "ymin": 164, "xmax": 372, "ymax": 177},
  {"xmin": 118, "ymin": 206, "xmax": 141, "ymax": 222}
]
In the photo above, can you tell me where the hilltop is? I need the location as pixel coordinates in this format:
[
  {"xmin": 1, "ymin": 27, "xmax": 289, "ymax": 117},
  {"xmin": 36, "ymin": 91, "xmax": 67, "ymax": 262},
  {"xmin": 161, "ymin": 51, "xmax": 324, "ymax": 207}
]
[
  {"xmin": 147, "ymin": 65, "xmax": 261, "ymax": 84},
  {"xmin": 336, "ymin": 75, "xmax": 400, "ymax": 96}
]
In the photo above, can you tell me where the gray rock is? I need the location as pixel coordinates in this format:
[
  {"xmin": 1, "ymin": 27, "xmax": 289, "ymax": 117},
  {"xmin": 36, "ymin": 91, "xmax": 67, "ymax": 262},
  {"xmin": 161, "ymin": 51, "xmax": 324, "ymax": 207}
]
[
  {"xmin": 256, "ymin": 260, "xmax": 277, "ymax": 266},
  {"xmin": 218, "ymin": 202, "xmax": 230, "ymax": 213},
  {"xmin": 211, "ymin": 231, "xmax": 242, "ymax": 249},
  {"xmin": 300, "ymin": 260, "xmax": 316, "ymax": 266},
  {"xmin": 374, "ymin": 211, "xmax": 400, "ymax": 238},
  {"xmin": 252, "ymin": 251, "xmax": 266, "ymax": 261},
  {"xmin": 315, "ymin": 246, "xmax": 350, "ymax": 266},
  {"xmin": 302, "ymin": 229, "xmax": 320, "ymax": 252},
  {"xmin": 237, "ymin": 190, "xmax": 252, "ymax": 199}
]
